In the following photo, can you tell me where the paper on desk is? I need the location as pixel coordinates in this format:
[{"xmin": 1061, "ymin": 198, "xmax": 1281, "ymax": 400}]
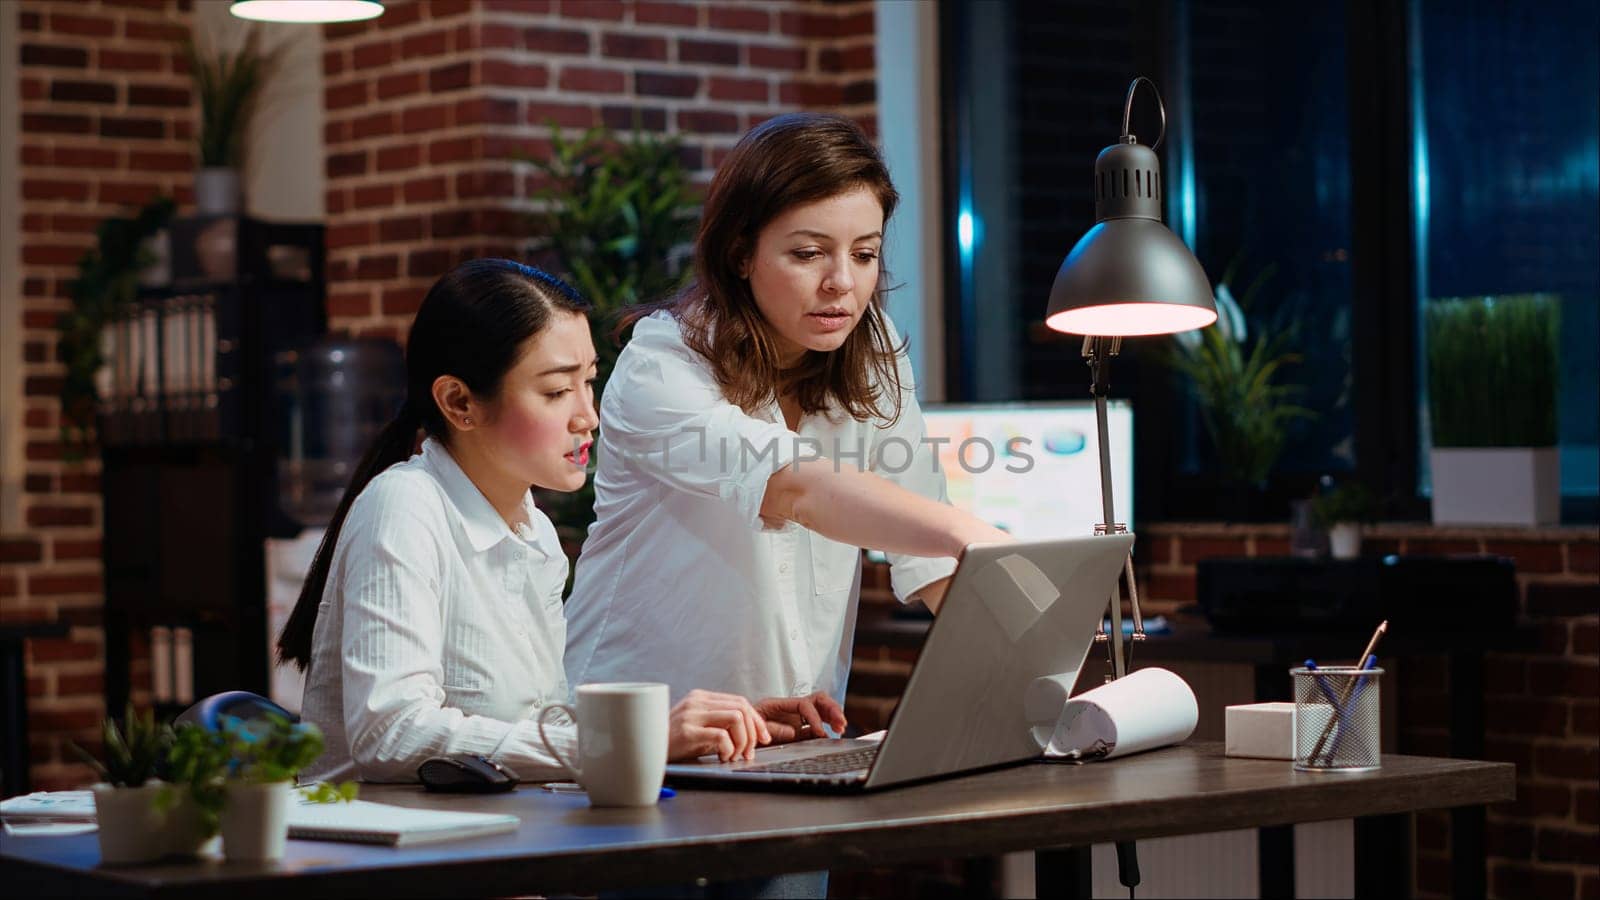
[{"xmin": 1025, "ymin": 667, "xmax": 1198, "ymax": 761}]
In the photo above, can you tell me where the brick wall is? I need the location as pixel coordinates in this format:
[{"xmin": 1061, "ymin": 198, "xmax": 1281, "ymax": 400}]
[
  {"xmin": 853, "ymin": 523, "xmax": 1599, "ymax": 899},
  {"xmin": 2, "ymin": 0, "xmax": 195, "ymax": 792},
  {"xmin": 318, "ymin": 0, "xmax": 877, "ymax": 340}
]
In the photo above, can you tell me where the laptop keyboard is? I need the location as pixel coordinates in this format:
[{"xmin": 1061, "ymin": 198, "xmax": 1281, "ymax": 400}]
[{"xmin": 741, "ymin": 746, "xmax": 880, "ymax": 776}]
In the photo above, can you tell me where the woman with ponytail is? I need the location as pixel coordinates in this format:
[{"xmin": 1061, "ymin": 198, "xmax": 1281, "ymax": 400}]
[{"xmin": 281, "ymin": 259, "xmax": 773, "ymax": 783}]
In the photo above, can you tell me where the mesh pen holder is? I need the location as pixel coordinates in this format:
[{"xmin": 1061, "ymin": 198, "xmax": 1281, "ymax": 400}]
[{"xmin": 1291, "ymin": 666, "xmax": 1382, "ymax": 772}]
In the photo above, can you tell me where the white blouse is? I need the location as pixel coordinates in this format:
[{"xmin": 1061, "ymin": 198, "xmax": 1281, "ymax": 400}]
[
  {"xmin": 563, "ymin": 311, "xmax": 956, "ymax": 706},
  {"xmin": 300, "ymin": 438, "xmax": 577, "ymax": 783}
]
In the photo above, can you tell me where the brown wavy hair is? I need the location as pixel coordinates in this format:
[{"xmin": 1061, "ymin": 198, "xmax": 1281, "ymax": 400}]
[{"xmin": 622, "ymin": 112, "xmax": 907, "ymax": 424}]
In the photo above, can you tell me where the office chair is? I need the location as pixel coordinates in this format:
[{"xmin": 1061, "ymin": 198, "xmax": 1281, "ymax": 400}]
[{"xmin": 174, "ymin": 691, "xmax": 298, "ymax": 731}]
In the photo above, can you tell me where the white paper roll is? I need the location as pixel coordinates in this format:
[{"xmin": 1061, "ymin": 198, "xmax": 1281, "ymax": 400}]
[{"xmin": 1028, "ymin": 667, "xmax": 1199, "ymax": 760}]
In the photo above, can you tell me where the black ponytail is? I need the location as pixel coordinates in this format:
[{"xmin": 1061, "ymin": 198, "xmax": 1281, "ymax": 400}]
[{"xmin": 276, "ymin": 260, "xmax": 590, "ymax": 672}]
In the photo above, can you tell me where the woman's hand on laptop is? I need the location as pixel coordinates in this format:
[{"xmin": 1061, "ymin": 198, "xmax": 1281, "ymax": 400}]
[
  {"xmin": 668, "ymin": 689, "xmax": 773, "ymax": 762},
  {"xmin": 756, "ymin": 692, "xmax": 848, "ymax": 743}
]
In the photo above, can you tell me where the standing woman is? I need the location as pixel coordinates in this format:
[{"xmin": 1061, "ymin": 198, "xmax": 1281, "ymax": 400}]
[
  {"xmin": 565, "ymin": 114, "xmax": 1010, "ymax": 741},
  {"xmin": 278, "ymin": 259, "xmax": 770, "ymax": 783}
]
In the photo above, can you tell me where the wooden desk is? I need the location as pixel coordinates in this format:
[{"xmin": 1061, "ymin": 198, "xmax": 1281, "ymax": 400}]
[{"xmin": 2, "ymin": 743, "xmax": 1513, "ymax": 899}]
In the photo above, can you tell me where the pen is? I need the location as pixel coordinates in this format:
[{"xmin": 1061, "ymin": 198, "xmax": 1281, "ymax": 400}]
[
  {"xmin": 1326, "ymin": 655, "xmax": 1378, "ymax": 762},
  {"xmin": 1309, "ymin": 622, "xmax": 1387, "ymax": 765}
]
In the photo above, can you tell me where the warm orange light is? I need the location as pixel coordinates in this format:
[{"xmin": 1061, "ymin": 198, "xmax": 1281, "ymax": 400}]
[{"xmin": 1045, "ymin": 303, "xmax": 1218, "ymax": 337}]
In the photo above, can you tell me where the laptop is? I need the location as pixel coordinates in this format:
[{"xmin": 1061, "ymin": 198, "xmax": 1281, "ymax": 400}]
[{"xmin": 664, "ymin": 533, "xmax": 1135, "ymax": 791}]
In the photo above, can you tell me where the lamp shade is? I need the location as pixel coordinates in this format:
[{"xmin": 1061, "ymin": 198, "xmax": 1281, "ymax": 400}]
[
  {"xmin": 230, "ymin": 0, "xmax": 383, "ymax": 23},
  {"xmin": 1045, "ymin": 139, "xmax": 1215, "ymax": 336}
]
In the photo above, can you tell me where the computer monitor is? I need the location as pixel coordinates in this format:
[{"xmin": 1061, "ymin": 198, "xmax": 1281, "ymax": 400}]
[{"xmin": 919, "ymin": 400, "xmax": 1133, "ymax": 539}]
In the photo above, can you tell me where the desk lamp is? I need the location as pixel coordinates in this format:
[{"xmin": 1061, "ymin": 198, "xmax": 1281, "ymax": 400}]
[{"xmin": 1046, "ymin": 77, "xmax": 1216, "ymax": 682}]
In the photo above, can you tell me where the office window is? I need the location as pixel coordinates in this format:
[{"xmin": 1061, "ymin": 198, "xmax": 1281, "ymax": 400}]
[{"xmin": 1411, "ymin": 0, "xmax": 1600, "ymax": 502}]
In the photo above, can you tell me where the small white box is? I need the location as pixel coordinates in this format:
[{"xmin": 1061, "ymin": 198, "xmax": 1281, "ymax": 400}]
[{"xmin": 1225, "ymin": 702, "xmax": 1297, "ymax": 760}]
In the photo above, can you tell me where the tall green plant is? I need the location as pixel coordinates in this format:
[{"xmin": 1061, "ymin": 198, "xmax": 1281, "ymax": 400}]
[
  {"xmin": 1161, "ymin": 267, "xmax": 1316, "ymax": 486},
  {"xmin": 1426, "ymin": 294, "xmax": 1560, "ymax": 447},
  {"xmin": 68, "ymin": 704, "xmax": 171, "ymax": 788},
  {"xmin": 182, "ymin": 29, "xmax": 285, "ymax": 169},
  {"xmin": 521, "ymin": 123, "xmax": 700, "ymax": 536}
]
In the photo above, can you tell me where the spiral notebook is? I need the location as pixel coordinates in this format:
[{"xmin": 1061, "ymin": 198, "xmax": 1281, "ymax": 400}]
[{"xmin": 288, "ymin": 799, "xmax": 520, "ymax": 847}]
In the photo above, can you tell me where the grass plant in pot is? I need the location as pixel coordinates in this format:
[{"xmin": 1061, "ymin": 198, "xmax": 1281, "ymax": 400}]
[
  {"xmin": 1310, "ymin": 481, "xmax": 1379, "ymax": 560},
  {"xmin": 181, "ymin": 29, "xmax": 284, "ymax": 217},
  {"xmin": 214, "ymin": 713, "xmax": 327, "ymax": 861},
  {"xmin": 69, "ymin": 705, "xmax": 173, "ymax": 864},
  {"xmin": 1426, "ymin": 294, "xmax": 1561, "ymax": 525}
]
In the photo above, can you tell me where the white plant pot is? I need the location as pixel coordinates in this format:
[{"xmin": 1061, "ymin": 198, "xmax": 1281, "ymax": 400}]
[
  {"xmin": 195, "ymin": 167, "xmax": 242, "ymax": 217},
  {"xmin": 166, "ymin": 790, "xmax": 221, "ymax": 859},
  {"xmin": 1431, "ymin": 447, "xmax": 1560, "ymax": 526},
  {"xmin": 220, "ymin": 781, "xmax": 293, "ymax": 861},
  {"xmin": 91, "ymin": 781, "xmax": 170, "ymax": 865},
  {"xmin": 1328, "ymin": 523, "xmax": 1362, "ymax": 560}
]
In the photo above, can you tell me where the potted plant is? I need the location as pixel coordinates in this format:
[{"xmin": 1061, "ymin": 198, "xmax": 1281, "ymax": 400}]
[
  {"xmin": 1310, "ymin": 482, "xmax": 1379, "ymax": 559},
  {"xmin": 162, "ymin": 722, "xmax": 232, "ymax": 858},
  {"xmin": 520, "ymin": 122, "xmax": 699, "ymax": 541},
  {"xmin": 69, "ymin": 705, "xmax": 172, "ymax": 864},
  {"xmin": 1426, "ymin": 294, "xmax": 1561, "ymax": 525},
  {"xmin": 214, "ymin": 713, "xmax": 327, "ymax": 861},
  {"xmin": 1162, "ymin": 271, "xmax": 1315, "ymax": 516},
  {"xmin": 181, "ymin": 29, "xmax": 285, "ymax": 216}
]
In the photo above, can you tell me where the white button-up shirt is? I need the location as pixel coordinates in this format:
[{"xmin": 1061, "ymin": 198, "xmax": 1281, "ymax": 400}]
[
  {"xmin": 300, "ymin": 438, "xmax": 577, "ymax": 783},
  {"xmin": 564, "ymin": 311, "xmax": 957, "ymax": 705}
]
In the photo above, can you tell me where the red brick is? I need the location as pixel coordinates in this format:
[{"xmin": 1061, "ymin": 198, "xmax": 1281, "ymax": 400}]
[
  {"xmin": 1416, "ymin": 811, "xmax": 1448, "ymax": 852},
  {"xmin": 29, "ymin": 573, "xmax": 102, "ymax": 596},
  {"xmin": 1492, "ymin": 865, "xmax": 1574, "ymax": 900},
  {"xmin": 431, "ymin": 209, "xmax": 478, "ymax": 238},
  {"xmin": 482, "ymin": 60, "xmax": 549, "ymax": 89},
  {"xmin": 1570, "ymin": 541, "xmax": 1599, "ymax": 574},
  {"xmin": 127, "ymin": 85, "xmax": 189, "ymax": 107},
  {"xmin": 1252, "ymin": 538, "xmax": 1293, "ymax": 557},
  {"xmin": 1505, "ymin": 779, "xmax": 1570, "ymax": 819},
  {"xmin": 1485, "ymin": 696, "xmax": 1566, "ymax": 736},
  {"xmin": 58, "ymin": 473, "xmax": 100, "ymax": 494},
  {"xmin": 747, "ymin": 45, "xmax": 807, "ymax": 71},
  {"xmin": 18, "ymin": 10, "xmax": 40, "ymax": 31},
  {"xmin": 819, "ymin": 44, "xmax": 875, "ymax": 74},
  {"xmin": 1576, "ymin": 620, "xmax": 1598, "ymax": 656},
  {"xmin": 431, "ymin": 0, "xmax": 474, "ymax": 18},
  {"xmin": 52, "ymin": 539, "xmax": 101, "ymax": 562},
  {"xmin": 678, "ymin": 37, "xmax": 740, "ymax": 67},
  {"xmin": 51, "ymin": 11, "xmax": 116, "ymax": 36},
  {"xmin": 22, "ymin": 43, "xmax": 89, "ymax": 68},
  {"xmin": 779, "ymin": 10, "xmax": 840, "ymax": 39},
  {"xmin": 779, "ymin": 80, "xmax": 845, "ymax": 106},
  {"xmin": 23, "ymin": 341, "xmax": 48, "ymax": 363},
  {"xmin": 22, "ymin": 180, "xmax": 90, "ymax": 203},
  {"xmin": 1584, "ymin": 874, "xmax": 1600, "ymax": 900},
  {"xmin": 377, "ymin": 144, "xmax": 423, "ymax": 173},
  {"xmin": 524, "ymin": 26, "xmax": 590, "ymax": 55},
  {"xmin": 375, "ymin": 0, "xmax": 422, "ymax": 29},
  {"xmin": 127, "ymin": 150, "xmax": 192, "ymax": 172},
  {"xmin": 0, "ymin": 575, "xmax": 16, "ymax": 599},
  {"xmin": 455, "ymin": 97, "xmax": 519, "ymax": 126},
  {"xmin": 455, "ymin": 169, "xmax": 515, "ymax": 199},
  {"xmin": 21, "ymin": 114, "xmax": 92, "ymax": 136},
  {"xmin": 403, "ymin": 175, "xmax": 449, "ymax": 204},
  {"xmin": 101, "ymin": 115, "xmax": 166, "ymax": 140},
  {"xmin": 49, "ymin": 79, "xmax": 116, "ymax": 103},
  {"xmin": 1487, "ymin": 540, "xmax": 1566, "ymax": 574},
  {"xmin": 1535, "ymin": 743, "xmax": 1597, "ymax": 780},
  {"xmin": 323, "ymin": 49, "xmax": 346, "ymax": 77},
  {"xmin": 636, "ymin": 1, "xmax": 698, "ymax": 27},
  {"xmin": 1527, "ymin": 582, "xmax": 1599, "ymax": 617},
  {"xmin": 1484, "ymin": 654, "xmax": 1527, "ymax": 693},
  {"xmin": 97, "ymin": 49, "xmax": 162, "ymax": 72},
  {"xmin": 1407, "ymin": 538, "xmax": 1482, "ymax": 555},
  {"xmin": 20, "ymin": 77, "xmax": 46, "ymax": 100},
  {"xmin": 676, "ymin": 109, "xmax": 740, "ymax": 135},
  {"xmin": 352, "ymin": 40, "xmax": 395, "ymax": 69},
  {"xmin": 29, "ymin": 639, "xmax": 101, "ymax": 664},
  {"xmin": 409, "ymin": 248, "xmax": 454, "ymax": 278},
  {"xmin": 352, "ymin": 184, "xmax": 396, "ymax": 209},
  {"xmin": 709, "ymin": 76, "xmax": 769, "ymax": 104},
  {"xmin": 327, "ymin": 292, "xmax": 373, "ymax": 319},
  {"xmin": 326, "ymin": 119, "xmax": 350, "ymax": 145},
  {"xmin": 1578, "ymin": 787, "xmax": 1598, "ymax": 826},
  {"xmin": 600, "ymin": 105, "xmax": 666, "ymax": 132},
  {"xmin": 327, "ymin": 222, "xmax": 374, "ymax": 251},
  {"xmin": 636, "ymin": 70, "xmax": 699, "ymax": 98},
  {"xmin": 124, "ymin": 20, "xmax": 186, "ymax": 42},
  {"xmin": 327, "ymin": 151, "xmax": 368, "ymax": 179},
  {"xmin": 560, "ymin": 66, "xmax": 627, "ymax": 94},
  {"xmin": 528, "ymin": 102, "xmax": 598, "ymax": 130},
  {"xmin": 1180, "ymin": 537, "xmax": 1250, "ymax": 564},
  {"xmin": 55, "ymin": 673, "xmax": 105, "ymax": 697},
  {"xmin": 429, "ymin": 136, "xmax": 477, "ymax": 165},
  {"xmin": 31, "ymin": 707, "xmax": 104, "ymax": 733},
  {"xmin": 351, "ymin": 112, "xmax": 397, "ymax": 140},
  {"xmin": 97, "ymin": 181, "xmax": 163, "ymax": 205},
  {"xmin": 1143, "ymin": 572, "xmax": 1196, "ymax": 605},
  {"xmin": 430, "ymin": 61, "xmax": 473, "ymax": 93},
  {"xmin": 381, "ymin": 287, "xmax": 428, "ymax": 316},
  {"xmin": 355, "ymin": 254, "xmax": 400, "ymax": 281},
  {"xmin": 401, "ymin": 29, "xmax": 451, "ymax": 59},
  {"xmin": 602, "ymin": 32, "xmax": 668, "ymax": 61},
  {"xmin": 1528, "ymin": 659, "xmax": 1599, "ymax": 699},
  {"xmin": 326, "ymin": 81, "xmax": 369, "ymax": 109},
  {"xmin": 0, "ymin": 540, "xmax": 44, "ymax": 564},
  {"xmin": 401, "ymin": 103, "xmax": 452, "ymax": 133},
  {"xmin": 1573, "ymin": 701, "xmax": 1597, "ymax": 736},
  {"xmin": 708, "ymin": 4, "xmax": 771, "ymax": 33},
  {"xmin": 1486, "ymin": 821, "xmax": 1534, "ymax": 857},
  {"xmin": 378, "ymin": 216, "xmax": 425, "ymax": 243},
  {"xmin": 560, "ymin": 0, "xmax": 624, "ymax": 21}
]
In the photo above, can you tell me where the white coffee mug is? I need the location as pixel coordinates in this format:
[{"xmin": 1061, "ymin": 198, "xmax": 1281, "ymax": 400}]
[{"xmin": 537, "ymin": 682, "xmax": 669, "ymax": 807}]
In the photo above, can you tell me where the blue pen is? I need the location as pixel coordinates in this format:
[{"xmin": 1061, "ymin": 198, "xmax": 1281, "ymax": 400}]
[
  {"xmin": 1327, "ymin": 655, "xmax": 1378, "ymax": 761},
  {"xmin": 1303, "ymin": 659, "xmax": 1349, "ymax": 766}
]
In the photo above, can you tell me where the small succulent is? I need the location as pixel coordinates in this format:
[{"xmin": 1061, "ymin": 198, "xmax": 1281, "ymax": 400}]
[{"xmin": 68, "ymin": 703, "xmax": 171, "ymax": 788}]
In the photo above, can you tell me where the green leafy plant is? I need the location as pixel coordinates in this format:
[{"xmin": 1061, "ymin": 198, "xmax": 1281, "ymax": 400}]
[
  {"xmin": 521, "ymin": 122, "xmax": 700, "ymax": 536},
  {"xmin": 1425, "ymin": 294, "xmax": 1560, "ymax": 448},
  {"xmin": 1310, "ymin": 481, "xmax": 1380, "ymax": 528},
  {"xmin": 299, "ymin": 781, "xmax": 360, "ymax": 804},
  {"xmin": 1161, "ymin": 267, "xmax": 1316, "ymax": 487},
  {"xmin": 182, "ymin": 29, "xmax": 286, "ymax": 169},
  {"xmin": 161, "ymin": 722, "xmax": 231, "ymax": 836},
  {"xmin": 68, "ymin": 703, "xmax": 171, "ymax": 788},
  {"xmin": 56, "ymin": 197, "xmax": 176, "ymax": 444},
  {"xmin": 220, "ymin": 713, "xmax": 327, "ymax": 783}
]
